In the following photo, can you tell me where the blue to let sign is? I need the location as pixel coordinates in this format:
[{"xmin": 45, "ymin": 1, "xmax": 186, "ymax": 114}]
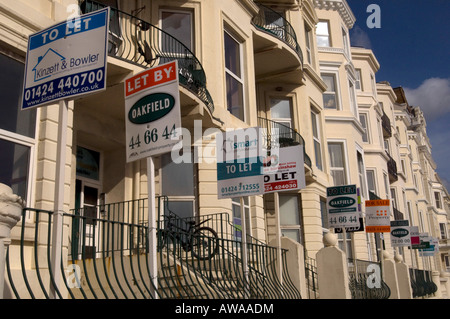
[{"xmin": 21, "ymin": 7, "xmax": 109, "ymax": 110}]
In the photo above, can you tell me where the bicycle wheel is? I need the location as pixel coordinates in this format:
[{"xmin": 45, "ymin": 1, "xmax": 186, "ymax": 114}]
[{"xmin": 191, "ymin": 227, "xmax": 219, "ymax": 260}]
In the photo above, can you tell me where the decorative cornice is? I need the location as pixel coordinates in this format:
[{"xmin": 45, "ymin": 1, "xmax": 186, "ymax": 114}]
[{"xmin": 313, "ymin": 0, "xmax": 356, "ymax": 29}]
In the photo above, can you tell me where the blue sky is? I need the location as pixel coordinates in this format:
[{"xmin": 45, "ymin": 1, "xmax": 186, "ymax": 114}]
[{"xmin": 346, "ymin": 0, "xmax": 450, "ymax": 190}]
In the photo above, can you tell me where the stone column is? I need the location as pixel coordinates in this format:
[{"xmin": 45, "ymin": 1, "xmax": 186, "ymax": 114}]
[
  {"xmin": 441, "ymin": 271, "xmax": 450, "ymax": 298},
  {"xmin": 432, "ymin": 270, "xmax": 442, "ymax": 298},
  {"xmin": 394, "ymin": 254, "xmax": 413, "ymax": 299},
  {"xmin": 0, "ymin": 184, "xmax": 25, "ymax": 299},
  {"xmin": 316, "ymin": 232, "xmax": 351, "ymax": 299},
  {"xmin": 382, "ymin": 251, "xmax": 400, "ymax": 299}
]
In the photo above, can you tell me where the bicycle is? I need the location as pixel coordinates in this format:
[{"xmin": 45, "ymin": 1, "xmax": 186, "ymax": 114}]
[{"xmin": 158, "ymin": 211, "xmax": 219, "ymax": 261}]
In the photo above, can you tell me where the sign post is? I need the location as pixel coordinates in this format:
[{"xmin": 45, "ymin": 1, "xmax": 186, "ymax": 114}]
[
  {"xmin": 21, "ymin": 8, "xmax": 110, "ymax": 298},
  {"xmin": 124, "ymin": 60, "xmax": 181, "ymax": 299}
]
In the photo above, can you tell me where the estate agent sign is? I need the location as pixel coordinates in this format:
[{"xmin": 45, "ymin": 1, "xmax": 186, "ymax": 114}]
[
  {"xmin": 327, "ymin": 184, "xmax": 359, "ymax": 228},
  {"xmin": 21, "ymin": 7, "xmax": 109, "ymax": 109},
  {"xmin": 124, "ymin": 60, "xmax": 181, "ymax": 162}
]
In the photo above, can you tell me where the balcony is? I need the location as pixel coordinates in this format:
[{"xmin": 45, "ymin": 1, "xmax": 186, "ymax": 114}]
[
  {"xmin": 81, "ymin": 0, "xmax": 214, "ymax": 116},
  {"xmin": 258, "ymin": 117, "xmax": 312, "ymax": 167},
  {"xmin": 386, "ymin": 152, "xmax": 398, "ymax": 182},
  {"xmin": 251, "ymin": 3, "xmax": 303, "ymax": 84},
  {"xmin": 381, "ymin": 111, "xmax": 392, "ymax": 138}
]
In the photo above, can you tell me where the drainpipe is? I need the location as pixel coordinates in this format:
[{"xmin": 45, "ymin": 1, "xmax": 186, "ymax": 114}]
[{"xmin": 0, "ymin": 184, "xmax": 25, "ymax": 299}]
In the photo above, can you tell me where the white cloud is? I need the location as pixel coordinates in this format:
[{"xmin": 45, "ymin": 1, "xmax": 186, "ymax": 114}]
[
  {"xmin": 350, "ymin": 26, "xmax": 372, "ymax": 49},
  {"xmin": 404, "ymin": 78, "xmax": 450, "ymax": 120}
]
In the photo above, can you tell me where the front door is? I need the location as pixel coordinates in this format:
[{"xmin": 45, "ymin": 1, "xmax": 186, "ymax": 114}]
[{"xmin": 72, "ymin": 146, "xmax": 102, "ymax": 260}]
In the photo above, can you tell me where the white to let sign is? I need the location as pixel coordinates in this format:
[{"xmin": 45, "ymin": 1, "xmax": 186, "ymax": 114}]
[
  {"xmin": 327, "ymin": 185, "xmax": 359, "ymax": 228},
  {"xmin": 365, "ymin": 199, "xmax": 391, "ymax": 233},
  {"xmin": 21, "ymin": 8, "xmax": 109, "ymax": 110},
  {"xmin": 124, "ymin": 60, "xmax": 181, "ymax": 162},
  {"xmin": 390, "ymin": 220, "xmax": 411, "ymax": 247},
  {"xmin": 263, "ymin": 145, "xmax": 306, "ymax": 194}
]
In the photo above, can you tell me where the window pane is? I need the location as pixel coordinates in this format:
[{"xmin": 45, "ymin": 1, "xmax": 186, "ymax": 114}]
[
  {"xmin": 328, "ymin": 143, "xmax": 344, "ymax": 168},
  {"xmin": 279, "ymin": 195, "xmax": 299, "ymax": 225},
  {"xmin": 316, "ymin": 21, "xmax": 330, "ymax": 47},
  {"xmin": 161, "ymin": 11, "xmax": 192, "ymax": 51},
  {"xmin": 360, "ymin": 114, "xmax": 369, "ymax": 142},
  {"xmin": 331, "ymin": 170, "xmax": 346, "ymax": 186},
  {"xmin": 224, "ymin": 32, "xmax": 241, "ymax": 77},
  {"xmin": 314, "ymin": 140, "xmax": 322, "ymax": 170},
  {"xmin": 323, "ymin": 93, "xmax": 337, "ymax": 109},
  {"xmin": 161, "ymin": 153, "xmax": 194, "ymax": 196},
  {"xmin": 281, "ymin": 229, "xmax": 300, "ymax": 242},
  {"xmin": 166, "ymin": 201, "xmax": 194, "ymax": 219},
  {"xmin": 76, "ymin": 146, "xmax": 100, "ymax": 180},
  {"xmin": 226, "ymin": 73, "xmax": 244, "ymax": 120},
  {"xmin": 322, "ymin": 74, "xmax": 336, "ymax": 92},
  {"xmin": 0, "ymin": 53, "xmax": 36, "ymax": 138},
  {"xmin": 0, "ymin": 139, "xmax": 30, "ymax": 200},
  {"xmin": 270, "ymin": 98, "xmax": 291, "ymax": 119}
]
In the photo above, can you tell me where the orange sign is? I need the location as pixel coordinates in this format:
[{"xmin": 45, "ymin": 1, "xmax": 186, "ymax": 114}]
[{"xmin": 365, "ymin": 199, "xmax": 391, "ymax": 233}]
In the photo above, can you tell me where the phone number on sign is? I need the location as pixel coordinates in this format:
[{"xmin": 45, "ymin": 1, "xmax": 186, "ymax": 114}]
[
  {"xmin": 221, "ymin": 183, "xmax": 260, "ymax": 194},
  {"xmin": 264, "ymin": 181, "xmax": 297, "ymax": 192}
]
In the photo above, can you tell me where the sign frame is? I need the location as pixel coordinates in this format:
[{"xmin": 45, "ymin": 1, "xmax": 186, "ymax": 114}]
[
  {"xmin": 124, "ymin": 60, "xmax": 182, "ymax": 162},
  {"xmin": 21, "ymin": 7, "xmax": 110, "ymax": 110},
  {"xmin": 327, "ymin": 184, "xmax": 359, "ymax": 228}
]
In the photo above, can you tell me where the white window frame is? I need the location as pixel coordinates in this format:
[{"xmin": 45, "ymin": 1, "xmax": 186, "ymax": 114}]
[
  {"xmin": 327, "ymin": 140, "xmax": 350, "ymax": 186},
  {"xmin": 366, "ymin": 168, "xmax": 377, "ymax": 195},
  {"xmin": 355, "ymin": 69, "xmax": 363, "ymax": 91},
  {"xmin": 159, "ymin": 8, "xmax": 195, "ymax": 53},
  {"xmin": 321, "ymin": 71, "xmax": 341, "ymax": 110},
  {"xmin": 356, "ymin": 148, "xmax": 367, "ymax": 199},
  {"xmin": 224, "ymin": 28, "xmax": 246, "ymax": 122},
  {"xmin": 348, "ymin": 78, "xmax": 358, "ymax": 116},
  {"xmin": 316, "ymin": 20, "xmax": 331, "ymax": 47},
  {"xmin": 311, "ymin": 109, "xmax": 323, "ymax": 171},
  {"xmin": 359, "ymin": 113, "xmax": 370, "ymax": 143},
  {"xmin": 304, "ymin": 23, "xmax": 313, "ymax": 65},
  {"xmin": 279, "ymin": 194, "xmax": 302, "ymax": 244},
  {"xmin": 0, "ymin": 129, "xmax": 36, "ymax": 211}
]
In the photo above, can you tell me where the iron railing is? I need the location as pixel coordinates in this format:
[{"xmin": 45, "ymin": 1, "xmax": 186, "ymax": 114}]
[
  {"xmin": 348, "ymin": 259, "xmax": 391, "ymax": 299},
  {"xmin": 81, "ymin": 0, "xmax": 214, "ymax": 115},
  {"xmin": 252, "ymin": 3, "xmax": 303, "ymax": 64},
  {"xmin": 5, "ymin": 198, "xmax": 301, "ymax": 299},
  {"xmin": 305, "ymin": 256, "xmax": 318, "ymax": 299},
  {"xmin": 409, "ymin": 268, "xmax": 437, "ymax": 298},
  {"xmin": 386, "ymin": 152, "xmax": 398, "ymax": 182},
  {"xmin": 381, "ymin": 111, "xmax": 392, "ymax": 138},
  {"xmin": 258, "ymin": 116, "xmax": 312, "ymax": 167}
]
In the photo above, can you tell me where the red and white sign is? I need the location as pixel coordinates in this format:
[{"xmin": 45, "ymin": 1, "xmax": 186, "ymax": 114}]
[
  {"xmin": 124, "ymin": 61, "xmax": 181, "ymax": 162},
  {"xmin": 365, "ymin": 199, "xmax": 391, "ymax": 233},
  {"xmin": 263, "ymin": 145, "xmax": 305, "ymax": 194},
  {"xmin": 125, "ymin": 62, "xmax": 178, "ymax": 97}
]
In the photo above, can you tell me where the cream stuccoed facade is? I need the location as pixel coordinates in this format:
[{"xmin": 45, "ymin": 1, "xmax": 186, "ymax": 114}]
[{"xmin": 0, "ymin": 0, "xmax": 449, "ymax": 299}]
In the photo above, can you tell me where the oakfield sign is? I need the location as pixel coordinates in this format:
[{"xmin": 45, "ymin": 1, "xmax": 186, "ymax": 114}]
[
  {"xmin": 326, "ymin": 185, "xmax": 359, "ymax": 228},
  {"xmin": 124, "ymin": 61, "xmax": 181, "ymax": 162}
]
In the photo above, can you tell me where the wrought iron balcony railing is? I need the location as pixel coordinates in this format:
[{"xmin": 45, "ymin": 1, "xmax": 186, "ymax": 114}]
[
  {"xmin": 381, "ymin": 111, "xmax": 392, "ymax": 138},
  {"xmin": 348, "ymin": 259, "xmax": 391, "ymax": 299},
  {"xmin": 252, "ymin": 3, "xmax": 303, "ymax": 64},
  {"xmin": 6, "ymin": 198, "xmax": 301, "ymax": 299},
  {"xmin": 386, "ymin": 152, "xmax": 398, "ymax": 182},
  {"xmin": 81, "ymin": 0, "xmax": 214, "ymax": 115},
  {"xmin": 258, "ymin": 116, "xmax": 312, "ymax": 167},
  {"xmin": 409, "ymin": 268, "xmax": 437, "ymax": 298}
]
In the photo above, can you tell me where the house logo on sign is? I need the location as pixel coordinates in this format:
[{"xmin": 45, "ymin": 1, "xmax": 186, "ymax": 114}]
[{"xmin": 32, "ymin": 48, "xmax": 65, "ymax": 82}]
